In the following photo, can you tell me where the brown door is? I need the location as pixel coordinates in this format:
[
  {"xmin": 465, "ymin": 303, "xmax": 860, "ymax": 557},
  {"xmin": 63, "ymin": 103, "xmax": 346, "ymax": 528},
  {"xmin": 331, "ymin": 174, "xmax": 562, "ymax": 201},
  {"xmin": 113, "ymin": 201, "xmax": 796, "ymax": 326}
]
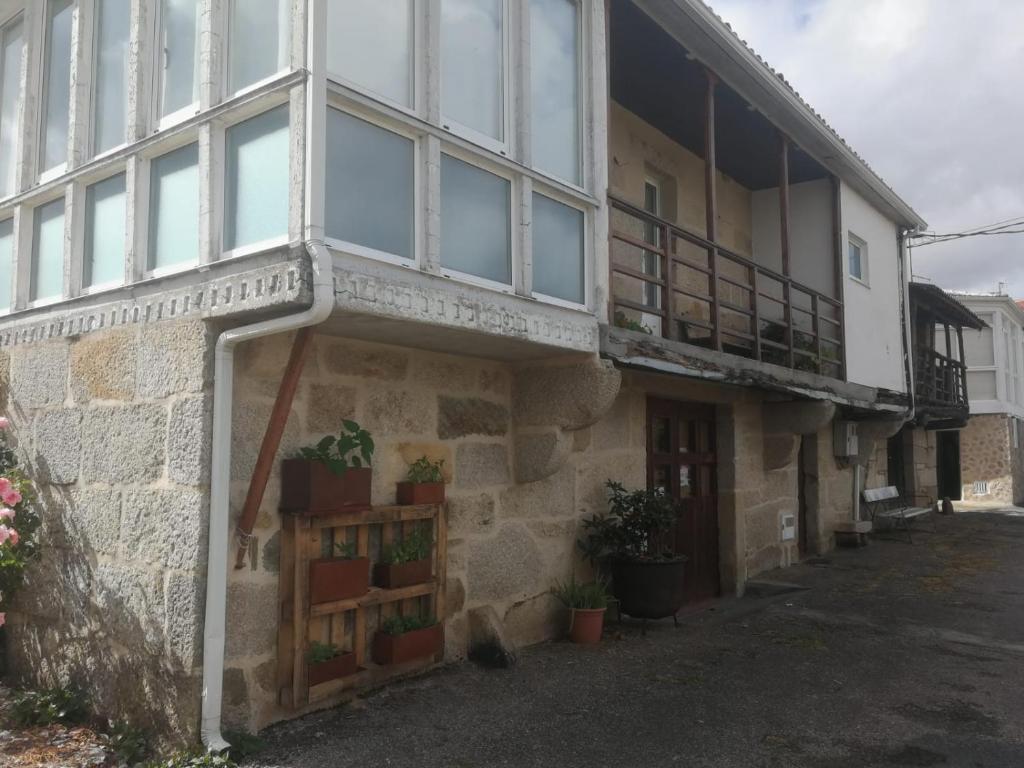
[{"xmin": 647, "ymin": 398, "xmax": 720, "ymax": 605}]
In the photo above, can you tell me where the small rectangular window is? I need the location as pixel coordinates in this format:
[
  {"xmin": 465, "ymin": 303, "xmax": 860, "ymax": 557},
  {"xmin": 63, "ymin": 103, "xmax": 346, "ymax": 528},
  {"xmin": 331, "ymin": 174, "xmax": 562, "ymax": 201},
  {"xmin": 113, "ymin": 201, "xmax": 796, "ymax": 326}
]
[
  {"xmin": 442, "ymin": 0, "xmax": 504, "ymax": 142},
  {"xmin": 0, "ymin": 18, "xmax": 23, "ymax": 196},
  {"xmin": 92, "ymin": 0, "xmax": 130, "ymax": 155},
  {"xmin": 325, "ymin": 109, "xmax": 414, "ymax": 260},
  {"xmin": 149, "ymin": 143, "xmax": 198, "ymax": 270},
  {"xmin": 848, "ymin": 234, "xmax": 866, "ymax": 282},
  {"xmin": 327, "ymin": 0, "xmax": 414, "ymax": 109},
  {"xmin": 31, "ymin": 197, "xmax": 65, "ymax": 302},
  {"xmin": 229, "ymin": 0, "xmax": 288, "ymax": 94},
  {"xmin": 158, "ymin": 0, "xmax": 200, "ymax": 120},
  {"xmin": 530, "ymin": 0, "xmax": 580, "ymax": 184},
  {"xmin": 0, "ymin": 218, "xmax": 12, "ymax": 310},
  {"xmin": 40, "ymin": 0, "xmax": 74, "ymax": 173},
  {"xmin": 225, "ymin": 106, "xmax": 289, "ymax": 251},
  {"xmin": 532, "ymin": 193, "xmax": 583, "ymax": 304},
  {"xmin": 84, "ymin": 173, "xmax": 126, "ymax": 287},
  {"xmin": 440, "ymin": 154, "xmax": 510, "ymax": 284}
]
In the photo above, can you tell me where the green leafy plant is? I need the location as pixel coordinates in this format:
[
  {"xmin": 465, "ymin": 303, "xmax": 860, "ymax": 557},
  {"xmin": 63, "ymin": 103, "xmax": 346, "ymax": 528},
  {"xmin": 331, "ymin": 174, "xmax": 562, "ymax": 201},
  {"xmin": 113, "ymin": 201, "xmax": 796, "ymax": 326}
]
[
  {"xmin": 380, "ymin": 614, "xmax": 436, "ymax": 636},
  {"xmin": 0, "ymin": 419, "xmax": 42, "ymax": 627},
  {"xmin": 297, "ymin": 420, "xmax": 374, "ymax": 476},
  {"xmin": 102, "ymin": 719, "xmax": 151, "ymax": 765},
  {"xmin": 614, "ymin": 311, "xmax": 654, "ymax": 335},
  {"xmin": 551, "ymin": 576, "xmax": 610, "ymax": 610},
  {"xmin": 578, "ymin": 480, "xmax": 680, "ymax": 564},
  {"xmin": 381, "ymin": 525, "xmax": 432, "ymax": 565},
  {"xmin": 143, "ymin": 750, "xmax": 236, "ymax": 768},
  {"xmin": 223, "ymin": 730, "xmax": 265, "ymax": 760},
  {"xmin": 10, "ymin": 685, "xmax": 89, "ymax": 727},
  {"xmin": 307, "ymin": 641, "xmax": 344, "ymax": 664},
  {"xmin": 332, "ymin": 540, "xmax": 358, "ymax": 560},
  {"xmin": 406, "ymin": 456, "xmax": 444, "ymax": 484}
]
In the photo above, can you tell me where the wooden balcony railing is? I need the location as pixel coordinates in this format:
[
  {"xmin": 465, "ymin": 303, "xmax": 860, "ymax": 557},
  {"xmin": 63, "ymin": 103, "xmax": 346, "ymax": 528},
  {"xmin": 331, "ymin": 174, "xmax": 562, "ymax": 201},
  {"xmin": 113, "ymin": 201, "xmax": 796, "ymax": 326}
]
[
  {"xmin": 609, "ymin": 195, "xmax": 844, "ymax": 379},
  {"xmin": 914, "ymin": 347, "xmax": 967, "ymax": 408}
]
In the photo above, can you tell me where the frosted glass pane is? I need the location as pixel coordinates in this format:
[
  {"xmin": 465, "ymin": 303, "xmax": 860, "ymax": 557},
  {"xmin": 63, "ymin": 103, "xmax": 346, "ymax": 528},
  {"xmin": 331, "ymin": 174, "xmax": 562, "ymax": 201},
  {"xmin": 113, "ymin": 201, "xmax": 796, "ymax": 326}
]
[
  {"xmin": 531, "ymin": 0, "xmax": 579, "ymax": 183},
  {"xmin": 85, "ymin": 173, "xmax": 125, "ymax": 287},
  {"xmin": 442, "ymin": 0, "xmax": 503, "ymax": 140},
  {"xmin": 32, "ymin": 198, "xmax": 65, "ymax": 301},
  {"xmin": 327, "ymin": 0, "xmax": 413, "ymax": 107},
  {"xmin": 225, "ymin": 106, "xmax": 289, "ymax": 250},
  {"xmin": 93, "ymin": 0, "xmax": 130, "ymax": 154},
  {"xmin": 532, "ymin": 193, "xmax": 583, "ymax": 303},
  {"xmin": 149, "ymin": 143, "xmax": 198, "ymax": 270},
  {"xmin": 41, "ymin": 0, "xmax": 73, "ymax": 171},
  {"xmin": 0, "ymin": 219, "xmax": 12, "ymax": 310},
  {"xmin": 0, "ymin": 20, "xmax": 22, "ymax": 196},
  {"xmin": 159, "ymin": 0, "xmax": 199, "ymax": 117},
  {"xmin": 440, "ymin": 154, "xmax": 510, "ymax": 284},
  {"xmin": 229, "ymin": 0, "xmax": 286, "ymax": 93},
  {"xmin": 325, "ymin": 109, "xmax": 413, "ymax": 259}
]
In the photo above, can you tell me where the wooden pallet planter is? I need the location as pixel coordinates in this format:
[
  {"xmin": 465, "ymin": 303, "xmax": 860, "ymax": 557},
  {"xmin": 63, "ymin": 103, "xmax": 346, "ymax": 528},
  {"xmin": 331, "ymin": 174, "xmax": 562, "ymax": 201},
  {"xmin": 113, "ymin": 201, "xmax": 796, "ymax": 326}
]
[{"xmin": 277, "ymin": 503, "xmax": 447, "ymax": 708}]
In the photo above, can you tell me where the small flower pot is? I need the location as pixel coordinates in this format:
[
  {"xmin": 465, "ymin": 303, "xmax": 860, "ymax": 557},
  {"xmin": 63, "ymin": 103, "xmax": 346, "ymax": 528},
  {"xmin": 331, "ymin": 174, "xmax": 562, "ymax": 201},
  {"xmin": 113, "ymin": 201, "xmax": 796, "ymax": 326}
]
[
  {"xmin": 569, "ymin": 607, "xmax": 606, "ymax": 645},
  {"xmin": 281, "ymin": 459, "xmax": 372, "ymax": 513},
  {"xmin": 307, "ymin": 651, "xmax": 357, "ymax": 687},
  {"xmin": 372, "ymin": 623, "xmax": 443, "ymax": 666},
  {"xmin": 373, "ymin": 558, "xmax": 432, "ymax": 589},
  {"xmin": 396, "ymin": 481, "xmax": 446, "ymax": 506},
  {"xmin": 309, "ymin": 557, "xmax": 370, "ymax": 605}
]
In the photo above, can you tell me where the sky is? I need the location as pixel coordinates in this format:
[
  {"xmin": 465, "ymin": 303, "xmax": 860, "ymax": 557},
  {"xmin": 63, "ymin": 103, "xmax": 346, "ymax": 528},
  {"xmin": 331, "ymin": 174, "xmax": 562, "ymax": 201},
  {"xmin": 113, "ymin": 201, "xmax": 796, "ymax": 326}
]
[{"xmin": 709, "ymin": 0, "xmax": 1024, "ymax": 296}]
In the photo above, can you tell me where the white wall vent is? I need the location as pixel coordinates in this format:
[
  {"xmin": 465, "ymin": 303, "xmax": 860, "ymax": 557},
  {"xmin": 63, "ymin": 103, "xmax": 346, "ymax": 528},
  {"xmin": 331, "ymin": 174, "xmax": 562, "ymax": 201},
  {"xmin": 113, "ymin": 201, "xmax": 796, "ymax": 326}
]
[
  {"xmin": 780, "ymin": 513, "xmax": 797, "ymax": 541},
  {"xmin": 973, "ymin": 481, "xmax": 990, "ymax": 496}
]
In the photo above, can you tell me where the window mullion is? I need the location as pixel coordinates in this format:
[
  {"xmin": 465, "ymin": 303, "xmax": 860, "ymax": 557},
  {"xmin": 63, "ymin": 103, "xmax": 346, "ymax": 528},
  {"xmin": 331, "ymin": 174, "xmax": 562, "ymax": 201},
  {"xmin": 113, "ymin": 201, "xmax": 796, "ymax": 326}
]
[
  {"xmin": 13, "ymin": 6, "xmax": 42, "ymax": 193},
  {"xmin": 12, "ymin": 204, "xmax": 30, "ymax": 309},
  {"xmin": 67, "ymin": 0, "xmax": 93, "ymax": 170},
  {"xmin": 422, "ymin": 133, "xmax": 441, "ymax": 274},
  {"xmin": 198, "ymin": 121, "xmax": 220, "ymax": 263},
  {"xmin": 198, "ymin": 0, "xmax": 222, "ymax": 110},
  {"xmin": 510, "ymin": 0, "xmax": 527, "ymax": 167},
  {"xmin": 126, "ymin": 0, "xmax": 151, "ymax": 143},
  {"xmin": 424, "ymin": 0, "xmax": 440, "ymax": 123},
  {"xmin": 124, "ymin": 153, "xmax": 144, "ymax": 283},
  {"xmin": 516, "ymin": 174, "xmax": 532, "ymax": 297},
  {"xmin": 66, "ymin": 179, "xmax": 85, "ymax": 296}
]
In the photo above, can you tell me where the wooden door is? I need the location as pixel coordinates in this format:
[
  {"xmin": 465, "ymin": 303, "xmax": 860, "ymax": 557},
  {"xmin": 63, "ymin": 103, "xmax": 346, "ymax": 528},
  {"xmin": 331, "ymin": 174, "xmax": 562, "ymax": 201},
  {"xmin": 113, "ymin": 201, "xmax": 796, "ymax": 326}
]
[{"xmin": 647, "ymin": 398, "xmax": 720, "ymax": 605}]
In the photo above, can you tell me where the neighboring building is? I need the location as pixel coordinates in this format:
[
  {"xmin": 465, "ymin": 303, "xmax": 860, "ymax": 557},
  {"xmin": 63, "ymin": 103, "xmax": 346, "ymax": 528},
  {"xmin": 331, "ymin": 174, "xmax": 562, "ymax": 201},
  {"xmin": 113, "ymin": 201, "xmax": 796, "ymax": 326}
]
[{"xmin": 0, "ymin": 0, "xmax": 926, "ymax": 745}]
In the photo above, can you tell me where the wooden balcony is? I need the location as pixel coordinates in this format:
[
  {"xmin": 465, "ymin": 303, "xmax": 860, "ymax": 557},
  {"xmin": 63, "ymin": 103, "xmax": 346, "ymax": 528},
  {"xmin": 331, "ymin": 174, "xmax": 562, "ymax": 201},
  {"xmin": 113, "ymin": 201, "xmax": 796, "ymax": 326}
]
[{"xmin": 914, "ymin": 347, "xmax": 967, "ymax": 409}]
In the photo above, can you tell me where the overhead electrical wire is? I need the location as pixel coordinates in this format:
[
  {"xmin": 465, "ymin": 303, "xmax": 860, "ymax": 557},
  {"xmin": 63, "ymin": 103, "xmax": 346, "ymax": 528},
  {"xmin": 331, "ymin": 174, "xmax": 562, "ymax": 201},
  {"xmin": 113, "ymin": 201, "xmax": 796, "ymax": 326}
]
[{"xmin": 908, "ymin": 216, "xmax": 1024, "ymax": 249}]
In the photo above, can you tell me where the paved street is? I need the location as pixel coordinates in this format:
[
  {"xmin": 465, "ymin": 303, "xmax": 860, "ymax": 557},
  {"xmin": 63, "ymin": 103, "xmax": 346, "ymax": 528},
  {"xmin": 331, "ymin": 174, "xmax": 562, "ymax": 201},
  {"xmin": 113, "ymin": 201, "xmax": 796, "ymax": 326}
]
[{"xmin": 246, "ymin": 511, "xmax": 1024, "ymax": 768}]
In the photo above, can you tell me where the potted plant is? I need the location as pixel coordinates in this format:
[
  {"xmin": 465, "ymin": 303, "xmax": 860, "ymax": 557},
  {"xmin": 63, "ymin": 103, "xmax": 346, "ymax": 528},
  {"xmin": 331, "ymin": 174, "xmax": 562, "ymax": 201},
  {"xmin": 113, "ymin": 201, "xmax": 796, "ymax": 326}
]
[
  {"xmin": 307, "ymin": 641, "xmax": 357, "ymax": 686},
  {"xmin": 396, "ymin": 457, "xmax": 446, "ymax": 506},
  {"xmin": 373, "ymin": 525, "xmax": 432, "ymax": 588},
  {"xmin": 309, "ymin": 540, "xmax": 370, "ymax": 605},
  {"xmin": 552, "ymin": 576, "xmax": 610, "ymax": 644},
  {"xmin": 281, "ymin": 420, "xmax": 375, "ymax": 513},
  {"xmin": 371, "ymin": 615, "xmax": 442, "ymax": 665},
  {"xmin": 579, "ymin": 480, "xmax": 687, "ymax": 621}
]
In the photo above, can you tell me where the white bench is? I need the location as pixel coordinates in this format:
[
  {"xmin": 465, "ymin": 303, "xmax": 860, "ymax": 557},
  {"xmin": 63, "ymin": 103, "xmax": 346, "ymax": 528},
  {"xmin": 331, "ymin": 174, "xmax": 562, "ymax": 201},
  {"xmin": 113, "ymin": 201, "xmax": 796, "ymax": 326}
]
[{"xmin": 861, "ymin": 486, "xmax": 934, "ymax": 543}]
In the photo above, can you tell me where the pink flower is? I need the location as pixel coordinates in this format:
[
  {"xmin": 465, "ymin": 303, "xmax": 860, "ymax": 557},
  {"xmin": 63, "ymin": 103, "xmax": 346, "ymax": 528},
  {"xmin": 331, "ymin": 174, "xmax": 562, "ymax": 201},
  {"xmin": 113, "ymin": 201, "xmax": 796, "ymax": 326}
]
[
  {"xmin": 0, "ymin": 417, "xmax": 9, "ymax": 429},
  {"xmin": 0, "ymin": 526, "xmax": 9, "ymax": 544},
  {"xmin": 1, "ymin": 488, "xmax": 21, "ymax": 507},
  {"xmin": 8, "ymin": 529, "xmax": 18, "ymax": 546},
  {"xmin": 0, "ymin": 614, "xmax": 5, "ymax": 627},
  {"xmin": 0, "ymin": 478, "xmax": 10, "ymax": 494},
  {"xmin": 0, "ymin": 508, "xmax": 13, "ymax": 521}
]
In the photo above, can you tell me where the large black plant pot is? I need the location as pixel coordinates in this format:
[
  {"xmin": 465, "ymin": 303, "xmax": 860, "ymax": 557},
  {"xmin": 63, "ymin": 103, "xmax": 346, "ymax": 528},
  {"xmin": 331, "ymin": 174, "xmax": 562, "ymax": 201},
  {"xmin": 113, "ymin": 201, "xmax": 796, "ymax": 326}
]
[{"xmin": 610, "ymin": 556, "xmax": 688, "ymax": 619}]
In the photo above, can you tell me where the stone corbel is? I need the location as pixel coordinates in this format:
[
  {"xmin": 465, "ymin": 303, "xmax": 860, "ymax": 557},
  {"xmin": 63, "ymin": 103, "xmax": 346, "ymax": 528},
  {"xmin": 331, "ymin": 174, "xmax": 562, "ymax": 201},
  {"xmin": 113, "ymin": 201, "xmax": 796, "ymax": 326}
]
[
  {"xmin": 761, "ymin": 400, "xmax": 836, "ymax": 471},
  {"xmin": 853, "ymin": 418, "xmax": 906, "ymax": 467}
]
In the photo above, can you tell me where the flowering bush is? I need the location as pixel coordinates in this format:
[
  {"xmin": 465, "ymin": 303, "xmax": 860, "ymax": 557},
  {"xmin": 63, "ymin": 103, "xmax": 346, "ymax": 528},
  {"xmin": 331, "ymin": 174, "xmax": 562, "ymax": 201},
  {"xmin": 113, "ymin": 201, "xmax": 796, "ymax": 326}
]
[{"xmin": 0, "ymin": 417, "xmax": 40, "ymax": 628}]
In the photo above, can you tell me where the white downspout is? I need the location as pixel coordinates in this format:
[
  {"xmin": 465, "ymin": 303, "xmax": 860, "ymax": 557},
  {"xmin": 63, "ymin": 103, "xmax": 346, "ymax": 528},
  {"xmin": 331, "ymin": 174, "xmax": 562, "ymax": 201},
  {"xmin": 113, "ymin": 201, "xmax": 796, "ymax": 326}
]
[{"xmin": 200, "ymin": 240, "xmax": 334, "ymax": 751}]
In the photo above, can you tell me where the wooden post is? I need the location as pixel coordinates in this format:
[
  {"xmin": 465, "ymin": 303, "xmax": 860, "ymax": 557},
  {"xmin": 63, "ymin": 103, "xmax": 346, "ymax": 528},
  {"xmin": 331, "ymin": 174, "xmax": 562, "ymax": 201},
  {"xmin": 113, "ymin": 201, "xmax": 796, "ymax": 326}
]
[
  {"xmin": 830, "ymin": 175, "xmax": 848, "ymax": 380},
  {"xmin": 704, "ymin": 70, "xmax": 721, "ymax": 351},
  {"xmin": 957, "ymin": 326, "xmax": 968, "ymax": 404},
  {"xmin": 234, "ymin": 326, "xmax": 316, "ymax": 569},
  {"xmin": 779, "ymin": 135, "xmax": 793, "ymax": 367}
]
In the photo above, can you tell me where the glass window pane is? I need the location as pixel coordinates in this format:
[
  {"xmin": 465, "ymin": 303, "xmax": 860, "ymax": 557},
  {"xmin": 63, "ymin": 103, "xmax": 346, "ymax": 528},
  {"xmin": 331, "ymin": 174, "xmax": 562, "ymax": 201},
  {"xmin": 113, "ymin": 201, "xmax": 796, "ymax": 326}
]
[
  {"xmin": 0, "ymin": 19, "xmax": 23, "ymax": 196},
  {"xmin": 41, "ymin": 0, "xmax": 74, "ymax": 172},
  {"xmin": 225, "ymin": 106, "xmax": 289, "ymax": 250},
  {"xmin": 530, "ymin": 0, "xmax": 579, "ymax": 183},
  {"xmin": 159, "ymin": 0, "xmax": 199, "ymax": 118},
  {"xmin": 441, "ymin": 0, "xmax": 503, "ymax": 140},
  {"xmin": 149, "ymin": 143, "xmax": 198, "ymax": 270},
  {"xmin": 327, "ymin": 0, "xmax": 413, "ymax": 108},
  {"xmin": 229, "ymin": 0, "xmax": 287, "ymax": 93},
  {"xmin": 532, "ymin": 193, "xmax": 583, "ymax": 303},
  {"xmin": 84, "ymin": 173, "xmax": 125, "ymax": 287},
  {"xmin": 325, "ymin": 109, "xmax": 413, "ymax": 259},
  {"xmin": 0, "ymin": 219, "xmax": 12, "ymax": 310},
  {"xmin": 93, "ymin": 0, "xmax": 130, "ymax": 154},
  {"xmin": 32, "ymin": 198, "xmax": 65, "ymax": 301},
  {"xmin": 441, "ymin": 154, "xmax": 510, "ymax": 284}
]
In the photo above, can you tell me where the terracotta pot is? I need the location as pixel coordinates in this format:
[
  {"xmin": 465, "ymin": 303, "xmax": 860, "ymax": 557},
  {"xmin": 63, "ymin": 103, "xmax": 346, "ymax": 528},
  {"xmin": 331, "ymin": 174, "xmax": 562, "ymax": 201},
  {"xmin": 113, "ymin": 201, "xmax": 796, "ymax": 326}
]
[
  {"xmin": 307, "ymin": 651, "xmax": 357, "ymax": 687},
  {"xmin": 569, "ymin": 607, "xmax": 606, "ymax": 644},
  {"xmin": 309, "ymin": 557, "xmax": 370, "ymax": 604},
  {"xmin": 373, "ymin": 558, "xmax": 432, "ymax": 589},
  {"xmin": 396, "ymin": 481, "xmax": 446, "ymax": 506},
  {"xmin": 372, "ymin": 623, "xmax": 443, "ymax": 665},
  {"xmin": 280, "ymin": 460, "xmax": 372, "ymax": 513}
]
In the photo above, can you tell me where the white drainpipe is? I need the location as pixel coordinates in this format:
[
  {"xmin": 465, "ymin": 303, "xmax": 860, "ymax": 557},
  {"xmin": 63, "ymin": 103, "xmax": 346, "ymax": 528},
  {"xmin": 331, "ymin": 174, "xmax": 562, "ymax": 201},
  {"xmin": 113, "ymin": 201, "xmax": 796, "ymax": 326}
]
[{"xmin": 200, "ymin": 240, "xmax": 335, "ymax": 751}]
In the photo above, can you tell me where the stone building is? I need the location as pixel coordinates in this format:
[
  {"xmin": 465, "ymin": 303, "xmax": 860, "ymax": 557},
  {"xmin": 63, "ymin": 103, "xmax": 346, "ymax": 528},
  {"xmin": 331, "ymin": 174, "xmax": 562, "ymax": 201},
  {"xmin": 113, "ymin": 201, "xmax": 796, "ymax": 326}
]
[{"xmin": 0, "ymin": 0, "xmax": 929, "ymax": 748}]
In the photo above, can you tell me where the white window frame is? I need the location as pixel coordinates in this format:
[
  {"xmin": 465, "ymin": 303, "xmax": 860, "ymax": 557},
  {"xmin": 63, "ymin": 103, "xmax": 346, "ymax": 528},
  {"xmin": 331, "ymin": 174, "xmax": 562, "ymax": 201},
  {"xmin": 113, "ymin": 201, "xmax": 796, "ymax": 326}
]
[
  {"xmin": 530, "ymin": 182, "xmax": 590, "ymax": 311},
  {"xmin": 78, "ymin": 166, "xmax": 128, "ymax": 295},
  {"xmin": 139, "ymin": 134, "xmax": 200, "ymax": 280},
  {"xmin": 847, "ymin": 232, "xmax": 868, "ymax": 286},
  {"xmin": 152, "ymin": 0, "xmax": 201, "ymax": 132},
  {"xmin": 225, "ymin": 0, "xmax": 292, "ymax": 100},
  {"xmin": 38, "ymin": 0, "xmax": 75, "ymax": 183},
  {"xmin": 0, "ymin": 12, "xmax": 24, "ymax": 201},
  {"xmin": 27, "ymin": 191, "xmax": 68, "ymax": 308},
  {"xmin": 0, "ymin": 215, "xmax": 15, "ymax": 315},
  {"xmin": 89, "ymin": 0, "xmax": 131, "ymax": 160}
]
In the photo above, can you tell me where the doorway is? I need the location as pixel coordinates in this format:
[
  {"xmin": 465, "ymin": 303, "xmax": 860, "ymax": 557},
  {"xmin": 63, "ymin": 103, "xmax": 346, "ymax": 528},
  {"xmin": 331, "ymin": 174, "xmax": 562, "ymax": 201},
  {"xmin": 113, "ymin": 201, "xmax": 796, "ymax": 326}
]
[
  {"xmin": 887, "ymin": 430, "xmax": 906, "ymax": 492},
  {"xmin": 647, "ymin": 398, "xmax": 720, "ymax": 604},
  {"xmin": 936, "ymin": 431, "xmax": 962, "ymax": 500}
]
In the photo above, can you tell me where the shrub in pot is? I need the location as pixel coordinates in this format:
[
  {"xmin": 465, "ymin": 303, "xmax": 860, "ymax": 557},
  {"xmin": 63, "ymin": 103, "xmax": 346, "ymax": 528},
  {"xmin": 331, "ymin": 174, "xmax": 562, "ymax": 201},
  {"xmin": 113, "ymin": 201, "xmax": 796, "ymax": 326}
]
[
  {"xmin": 371, "ymin": 615, "xmax": 442, "ymax": 665},
  {"xmin": 310, "ymin": 540, "xmax": 370, "ymax": 605},
  {"xmin": 579, "ymin": 480, "xmax": 687, "ymax": 621},
  {"xmin": 374, "ymin": 525, "xmax": 432, "ymax": 588},
  {"xmin": 396, "ymin": 457, "xmax": 446, "ymax": 505},
  {"xmin": 281, "ymin": 421, "xmax": 375, "ymax": 513},
  {"xmin": 307, "ymin": 641, "xmax": 357, "ymax": 686},
  {"xmin": 552, "ymin": 576, "xmax": 610, "ymax": 644}
]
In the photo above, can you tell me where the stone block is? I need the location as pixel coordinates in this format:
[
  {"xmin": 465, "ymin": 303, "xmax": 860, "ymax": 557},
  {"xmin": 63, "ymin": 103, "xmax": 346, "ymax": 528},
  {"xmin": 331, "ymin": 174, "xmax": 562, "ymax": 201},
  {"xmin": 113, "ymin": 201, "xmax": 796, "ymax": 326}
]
[
  {"xmin": 168, "ymin": 395, "xmax": 212, "ymax": 486},
  {"xmin": 308, "ymin": 382, "xmax": 357, "ymax": 428},
  {"xmin": 590, "ymin": 394, "xmax": 634, "ymax": 451},
  {"xmin": 575, "ymin": 452, "xmax": 646, "ymax": 517},
  {"xmin": 225, "ymin": 580, "xmax": 279, "ymax": 660},
  {"xmin": 445, "ymin": 576, "xmax": 466, "ymax": 617},
  {"xmin": 322, "ymin": 339, "xmax": 408, "ymax": 380},
  {"xmin": 455, "ymin": 443, "xmax": 509, "ymax": 489},
  {"xmin": 165, "ymin": 573, "xmax": 204, "ymax": 671},
  {"xmin": 448, "ymin": 493, "xmax": 496, "ymax": 536},
  {"xmin": 513, "ymin": 358, "xmax": 621, "ymax": 430},
  {"xmin": 231, "ymin": 397, "xmax": 301, "ymax": 480},
  {"xmin": 10, "ymin": 342, "xmax": 69, "ymax": 410},
  {"xmin": 93, "ymin": 563, "xmax": 166, "ymax": 654},
  {"xmin": 396, "ymin": 442, "xmax": 454, "ymax": 482},
  {"xmin": 763, "ymin": 434, "xmax": 800, "ymax": 471},
  {"xmin": 70, "ymin": 327, "xmax": 137, "ymax": 403},
  {"xmin": 136, "ymin": 321, "xmax": 210, "ymax": 399},
  {"xmin": 499, "ymin": 462, "xmax": 575, "ymax": 519},
  {"xmin": 82, "ymin": 403, "xmax": 167, "ymax": 484},
  {"xmin": 237, "ymin": 331, "xmax": 319, "ymax": 380},
  {"xmin": 438, "ymin": 396, "xmax": 509, "ymax": 439},
  {"xmin": 120, "ymin": 489, "xmax": 207, "ymax": 571},
  {"xmin": 261, "ymin": 530, "xmax": 280, "ymax": 573},
  {"xmin": 503, "ymin": 592, "xmax": 563, "ymax": 647},
  {"xmin": 11, "ymin": 549, "xmax": 91, "ymax": 623},
  {"xmin": 364, "ymin": 389, "xmax": 433, "ymax": 436},
  {"xmin": 513, "ymin": 429, "xmax": 571, "ymax": 483},
  {"xmin": 62, "ymin": 487, "xmax": 121, "ymax": 556},
  {"xmin": 479, "ymin": 368, "xmax": 510, "ymax": 397},
  {"xmin": 410, "ymin": 356, "xmax": 477, "ymax": 392},
  {"xmin": 32, "ymin": 409, "xmax": 81, "ymax": 484},
  {"xmin": 467, "ymin": 523, "xmax": 542, "ymax": 602},
  {"xmin": 467, "ymin": 604, "xmax": 516, "ymax": 668}
]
